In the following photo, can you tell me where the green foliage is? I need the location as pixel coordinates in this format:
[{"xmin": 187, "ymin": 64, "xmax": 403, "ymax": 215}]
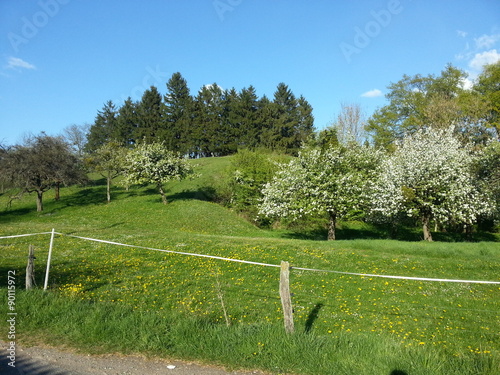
[
  {"xmin": 474, "ymin": 61, "xmax": 500, "ymax": 139},
  {"xmin": 84, "ymin": 141, "xmax": 128, "ymax": 202},
  {"xmin": 366, "ymin": 64, "xmax": 496, "ymax": 149},
  {"xmin": 214, "ymin": 149, "xmax": 288, "ymax": 221},
  {"xmin": 475, "ymin": 141, "xmax": 500, "ymax": 221}
]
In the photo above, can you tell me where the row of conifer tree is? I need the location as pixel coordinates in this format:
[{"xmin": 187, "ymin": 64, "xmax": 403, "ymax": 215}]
[{"xmin": 85, "ymin": 72, "xmax": 315, "ymax": 157}]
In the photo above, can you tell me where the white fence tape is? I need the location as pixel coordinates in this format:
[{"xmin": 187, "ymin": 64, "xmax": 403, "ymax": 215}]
[
  {"xmin": 2, "ymin": 231, "xmax": 500, "ymax": 285},
  {"xmin": 291, "ymin": 266, "xmax": 500, "ymax": 284},
  {"xmin": 0, "ymin": 232, "xmax": 53, "ymax": 239},
  {"xmin": 57, "ymin": 232, "xmax": 281, "ymax": 269}
]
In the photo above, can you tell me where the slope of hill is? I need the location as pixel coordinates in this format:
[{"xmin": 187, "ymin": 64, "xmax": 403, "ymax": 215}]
[{"xmin": 1, "ymin": 156, "xmax": 499, "ymax": 375}]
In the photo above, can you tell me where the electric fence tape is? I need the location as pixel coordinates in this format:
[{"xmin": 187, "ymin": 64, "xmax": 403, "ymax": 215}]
[{"xmin": 2, "ymin": 231, "xmax": 500, "ymax": 285}]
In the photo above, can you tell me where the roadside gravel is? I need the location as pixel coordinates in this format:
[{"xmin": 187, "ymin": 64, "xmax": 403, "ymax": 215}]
[{"xmin": 0, "ymin": 341, "xmax": 270, "ymax": 375}]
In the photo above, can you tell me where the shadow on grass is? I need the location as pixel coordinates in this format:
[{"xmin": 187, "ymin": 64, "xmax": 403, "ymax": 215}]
[
  {"xmin": 282, "ymin": 224, "xmax": 498, "ymax": 243},
  {"xmin": 305, "ymin": 303, "xmax": 324, "ymax": 333}
]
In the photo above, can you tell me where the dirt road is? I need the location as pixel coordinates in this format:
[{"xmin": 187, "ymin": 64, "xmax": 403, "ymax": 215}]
[{"xmin": 0, "ymin": 341, "xmax": 269, "ymax": 375}]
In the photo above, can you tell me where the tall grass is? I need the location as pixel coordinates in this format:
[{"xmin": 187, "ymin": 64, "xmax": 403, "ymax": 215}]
[{"xmin": 1, "ymin": 156, "xmax": 499, "ymax": 374}]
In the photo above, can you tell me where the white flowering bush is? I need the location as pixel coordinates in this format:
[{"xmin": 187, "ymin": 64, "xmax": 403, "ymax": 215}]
[
  {"xmin": 369, "ymin": 127, "xmax": 492, "ymax": 241},
  {"xmin": 122, "ymin": 142, "xmax": 194, "ymax": 204},
  {"xmin": 259, "ymin": 144, "xmax": 382, "ymax": 240}
]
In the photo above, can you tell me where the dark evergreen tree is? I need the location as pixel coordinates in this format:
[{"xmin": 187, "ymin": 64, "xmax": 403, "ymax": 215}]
[
  {"xmin": 295, "ymin": 95, "xmax": 315, "ymax": 147},
  {"xmin": 220, "ymin": 87, "xmax": 240, "ymax": 154},
  {"xmin": 257, "ymin": 95, "xmax": 276, "ymax": 149},
  {"xmin": 261, "ymin": 83, "xmax": 300, "ymax": 152},
  {"xmin": 116, "ymin": 97, "xmax": 139, "ymax": 147},
  {"xmin": 192, "ymin": 83, "xmax": 225, "ymax": 156},
  {"xmin": 135, "ymin": 86, "xmax": 165, "ymax": 143},
  {"xmin": 236, "ymin": 86, "xmax": 260, "ymax": 149},
  {"xmin": 85, "ymin": 100, "xmax": 118, "ymax": 153},
  {"xmin": 164, "ymin": 72, "xmax": 194, "ymax": 154}
]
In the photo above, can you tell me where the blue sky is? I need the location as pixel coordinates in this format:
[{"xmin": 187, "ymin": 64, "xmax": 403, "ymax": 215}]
[{"xmin": 1, "ymin": 0, "xmax": 499, "ymax": 145}]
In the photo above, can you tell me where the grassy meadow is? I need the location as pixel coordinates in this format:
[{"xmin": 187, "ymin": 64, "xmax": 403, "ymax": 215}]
[{"xmin": 1, "ymin": 156, "xmax": 499, "ymax": 375}]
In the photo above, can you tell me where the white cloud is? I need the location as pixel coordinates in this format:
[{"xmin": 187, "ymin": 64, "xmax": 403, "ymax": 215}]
[
  {"xmin": 474, "ymin": 34, "xmax": 500, "ymax": 49},
  {"xmin": 457, "ymin": 30, "xmax": 468, "ymax": 38},
  {"xmin": 460, "ymin": 77, "xmax": 474, "ymax": 91},
  {"xmin": 469, "ymin": 49, "xmax": 500, "ymax": 71},
  {"xmin": 6, "ymin": 57, "xmax": 36, "ymax": 70},
  {"xmin": 361, "ymin": 89, "xmax": 383, "ymax": 98}
]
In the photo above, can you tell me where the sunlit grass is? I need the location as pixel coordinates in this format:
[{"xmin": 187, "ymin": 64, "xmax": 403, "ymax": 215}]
[{"xmin": 0, "ymin": 155, "xmax": 499, "ymax": 374}]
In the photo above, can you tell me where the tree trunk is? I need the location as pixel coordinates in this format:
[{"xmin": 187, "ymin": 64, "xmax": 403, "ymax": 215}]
[
  {"xmin": 54, "ymin": 182, "xmax": 60, "ymax": 201},
  {"xmin": 422, "ymin": 214, "xmax": 432, "ymax": 242},
  {"xmin": 158, "ymin": 184, "xmax": 168, "ymax": 205},
  {"xmin": 36, "ymin": 190, "xmax": 44, "ymax": 212},
  {"xmin": 327, "ymin": 211, "xmax": 336, "ymax": 241},
  {"xmin": 107, "ymin": 171, "xmax": 111, "ymax": 203}
]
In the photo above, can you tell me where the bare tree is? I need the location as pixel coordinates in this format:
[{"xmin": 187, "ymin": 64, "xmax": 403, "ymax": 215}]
[
  {"xmin": 63, "ymin": 123, "xmax": 90, "ymax": 157},
  {"xmin": 2, "ymin": 133, "xmax": 86, "ymax": 211},
  {"xmin": 334, "ymin": 103, "xmax": 366, "ymax": 144}
]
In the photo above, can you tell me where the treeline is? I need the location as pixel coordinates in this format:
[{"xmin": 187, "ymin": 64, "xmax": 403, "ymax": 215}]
[{"xmin": 86, "ymin": 73, "xmax": 314, "ymax": 157}]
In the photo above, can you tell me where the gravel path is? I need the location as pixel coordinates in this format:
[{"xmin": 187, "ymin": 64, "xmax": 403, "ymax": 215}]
[{"xmin": 0, "ymin": 341, "xmax": 269, "ymax": 375}]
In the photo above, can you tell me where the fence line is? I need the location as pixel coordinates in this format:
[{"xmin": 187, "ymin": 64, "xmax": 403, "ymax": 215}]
[{"xmin": 1, "ymin": 230, "xmax": 500, "ymax": 285}]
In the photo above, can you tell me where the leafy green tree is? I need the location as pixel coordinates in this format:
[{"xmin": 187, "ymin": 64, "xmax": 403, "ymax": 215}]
[
  {"xmin": 474, "ymin": 61, "xmax": 500, "ymax": 140},
  {"xmin": 369, "ymin": 127, "xmax": 491, "ymax": 241},
  {"xmin": 221, "ymin": 149, "xmax": 288, "ymax": 218},
  {"xmin": 474, "ymin": 141, "xmax": 500, "ymax": 221},
  {"xmin": 259, "ymin": 144, "xmax": 381, "ymax": 240},
  {"xmin": 122, "ymin": 142, "xmax": 194, "ymax": 204},
  {"xmin": 85, "ymin": 101, "xmax": 118, "ymax": 152},
  {"xmin": 365, "ymin": 64, "xmax": 493, "ymax": 149},
  {"xmin": 84, "ymin": 141, "xmax": 128, "ymax": 203}
]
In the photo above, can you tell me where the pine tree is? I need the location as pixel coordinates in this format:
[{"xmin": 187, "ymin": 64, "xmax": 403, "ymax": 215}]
[
  {"xmin": 193, "ymin": 83, "xmax": 225, "ymax": 156},
  {"xmin": 236, "ymin": 86, "xmax": 260, "ymax": 149},
  {"xmin": 116, "ymin": 97, "xmax": 139, "ymax": 147},
  {"xmin": 85, "ymin": 101, "xmax": 118, "ymax": 153},
  {"xmin": 164, "ymin": 72, "xmax": 194, "ymax": 154},
  {"xmin": 135, "ymin": 86, "xmax": 165, "ymax": 143}
]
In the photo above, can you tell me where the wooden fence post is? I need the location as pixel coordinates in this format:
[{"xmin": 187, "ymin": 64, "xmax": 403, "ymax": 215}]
[
  {"xmin": 279, "ymin": 261, "xmax": 294, "ymax": 334},
  {"xmin": 26, "ymin": 245, "xmax": 36, "ymax": 290}
]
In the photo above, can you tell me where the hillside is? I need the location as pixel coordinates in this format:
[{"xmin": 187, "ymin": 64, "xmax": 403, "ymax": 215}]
[{"xmin": 1, "ymin": 156, "xmax": 499, "ymax": 375}]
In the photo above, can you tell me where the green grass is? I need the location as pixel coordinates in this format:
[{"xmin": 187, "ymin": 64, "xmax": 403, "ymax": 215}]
[{"xmin": 1, "ymin": 155, "xmax": 499, "ymax": 375}]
